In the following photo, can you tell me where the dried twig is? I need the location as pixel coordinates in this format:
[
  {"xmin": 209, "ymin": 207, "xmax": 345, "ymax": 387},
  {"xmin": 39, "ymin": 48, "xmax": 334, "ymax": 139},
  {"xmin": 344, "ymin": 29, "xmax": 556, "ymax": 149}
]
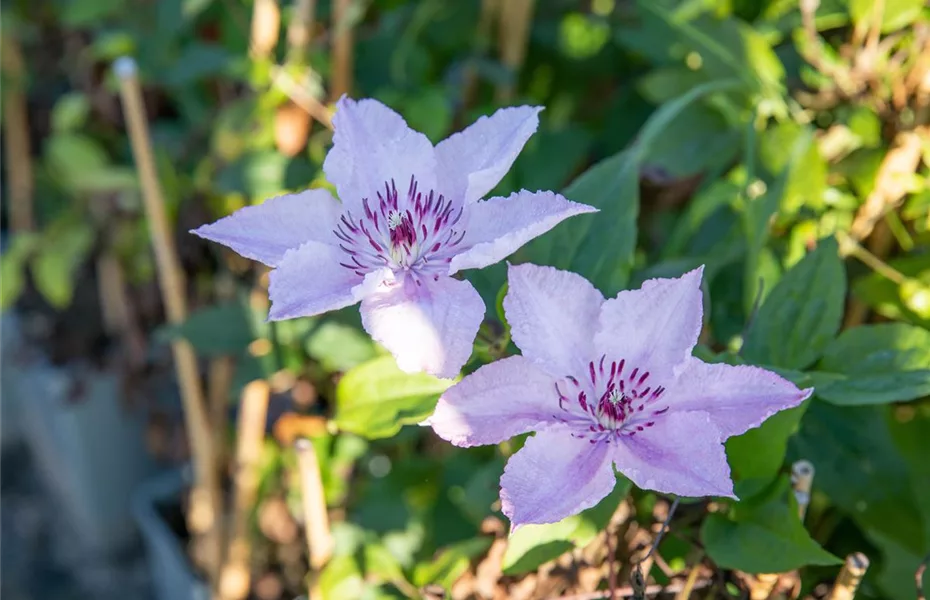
[
  {"xmin": 828, "ymin": 553, "xmax": 869, "ymax": 600},
  {"xmin": 848, "ymin": 126, "xmax": 928, "ymax": 242},
  {"xmin": 1, "ymin": 35, "xmax": 35, "ymax": 233},
  {"xmin": 219, "ymin": 381, "xmax": 271, "ymax": 600},
  {"xmin": 115, "ymin": 57, "xmax": 223, "ymax": 583},
  {"xmin": 550, "ymin": 579, "xmax": 713, "ymax": 600}
]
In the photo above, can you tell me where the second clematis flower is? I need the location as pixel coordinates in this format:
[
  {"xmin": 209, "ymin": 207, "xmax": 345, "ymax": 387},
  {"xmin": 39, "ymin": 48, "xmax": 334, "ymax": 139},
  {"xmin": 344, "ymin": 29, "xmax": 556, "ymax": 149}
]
[
  {"xmin": 193, "ymin": 98, "xmax": 596, "ymax": 379},
  {"xmin": 426, "ymin": 264, "xmax": 812, "ymax": 527}
]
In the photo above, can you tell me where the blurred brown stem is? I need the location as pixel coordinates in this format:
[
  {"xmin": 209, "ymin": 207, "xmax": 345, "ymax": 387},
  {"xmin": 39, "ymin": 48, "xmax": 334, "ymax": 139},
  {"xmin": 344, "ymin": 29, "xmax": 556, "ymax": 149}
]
[
  {"xmin": 287, "ymin": 0, "xmax": 317, "ymax": 57},
  {"xmin": 1, "ymin": 36, "xmax": 35, "ymax": 233},
  {"xmin": 496, "ymin": 0, "xmax": 536, "ymax": 102},
  {"xmin": 219, "ymin": 380, "xmax": 270, "ymax": 600},
  {"xmin": 115, "ymin": 57, "xmax": 223, "ymax": 586},
  {"xmin": 270, "ymin": 65, "xmax": 333, "ymax": 129},
  {"xmin": 330, "ymin": 0, "xmax": 354, "ymax": 100}
]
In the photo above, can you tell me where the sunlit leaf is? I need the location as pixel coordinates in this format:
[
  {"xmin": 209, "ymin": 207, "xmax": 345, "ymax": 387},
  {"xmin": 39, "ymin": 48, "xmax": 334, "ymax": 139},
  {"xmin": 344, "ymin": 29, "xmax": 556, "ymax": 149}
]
[{"xmin": 335, "ymin": 356, "xmax": 455, "ymax": 439}]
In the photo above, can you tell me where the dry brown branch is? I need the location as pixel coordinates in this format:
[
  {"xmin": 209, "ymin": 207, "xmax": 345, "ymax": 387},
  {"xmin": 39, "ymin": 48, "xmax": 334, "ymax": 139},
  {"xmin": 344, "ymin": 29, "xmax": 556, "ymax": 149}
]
[
  {"xmin": 115, "ymin": 57, "xmax": 223, "ymax": 584},
  {"xmin": 219, "ymin": 380, "xmax": 270, "ymax": 600},
  {"xmin": 1, "ymin": 36, "xmax": 35, "ymax": 233},
  {"xmin": 849, "ymin": 126, "xmax": 928, "ymax": 242}
]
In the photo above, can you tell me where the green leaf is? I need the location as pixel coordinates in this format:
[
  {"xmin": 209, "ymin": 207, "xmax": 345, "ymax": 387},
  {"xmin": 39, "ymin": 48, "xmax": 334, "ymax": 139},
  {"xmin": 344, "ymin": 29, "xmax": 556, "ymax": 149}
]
[
  {"xmin": 502, "ymin": 476, "xmax": 632, "ymax": 575},
  {"xmin": 334, "ymin": 355, "xmax": 455, "ymax": 439},
  {"xmin": 701, "ymin": 476, "xmax": 841, "ymax": 573},
  {"xmin": 852, "ymin": 254, "xmax": 930, "ymax": 329},
  {"xmin": 0, "ymin": 233, "xmax": 39, "ymax": 310},
  {"xmin": 305, "ymin": 321, "xmax": 377, "ymax": 373},
  {"xmin": 51, "ymin": 93, "xmax": 91, "ymax": 132},
  {"xmin": 726, "ymin": 401, "xmax": 809, "ymax": 484},
  {"xmin": 156, "ymin": 301, "xmax": 256, "ymax": 356},
  {"xmin": 319, "ymin": 554, "xmax": 365, "ymax": 600},
  {"xmin": 849, "ymin": 0, "xmax": 925, "ymax": 33},
  {"xmin": 790, "ymin": 401, "xmax": 926, "ymax": 553},
  {"xmin": 31, "ymin": 221, "xmax": 95, "ymax": 309},
  {"xmin": 413, "ymin": 537, "xmax": 492, "ymax": 589},
  {"xmin": 742, "ymin": 237, "xmax": 845, "ymax": 369},
  {"xmin": 641, "ymin": 102, "xmax": 740, "ymax": 178},
  {"xmin": 812, "ymin": 323, "xmax": 930, "ymax": 405},
  {"xmin": 45, "ymin": 133, "xmax": 110, "ymax": 192},
  {"xmin": 522, "ymin": 78, "xmax": 742, "ymax": 296}
]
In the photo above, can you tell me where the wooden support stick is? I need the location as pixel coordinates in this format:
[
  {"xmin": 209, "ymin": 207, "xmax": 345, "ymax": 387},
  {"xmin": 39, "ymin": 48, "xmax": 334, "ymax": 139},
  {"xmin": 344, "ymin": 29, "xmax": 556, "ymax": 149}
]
[
  {"xmin": 250, "ymin": 0, "xmax": 281, "ymax": 59},
  {"xmin": 791, "ymin": 459, "xmax": 815, "ymax": 522},
  {"xmin": 330, "ymin": 0, "xmax": 354, "ymax": 100},
  {"xmin": 115, "ymin": 57, "xmax": 223, "ymax": 584},
  {"xmin": 828, "ymin": 553, "xmax": 869, "ymax": 600},
  {"xmin": 287, "ymin": 0, "xmax": 317, "ymax": 57},
  {"xmin": 219, "ymin": 380, "xmax": 270, "ymax": 600},
  {"xmin": 496, "ymin": 0, "xmax": 536, "ymax": 103},
  {"xmin": 1, "ymin": 36, "xmax": 35, "ymax": 233},
  {"xmin": 295, "ymin": 438, "xmax": 333, "ymax": 598}
]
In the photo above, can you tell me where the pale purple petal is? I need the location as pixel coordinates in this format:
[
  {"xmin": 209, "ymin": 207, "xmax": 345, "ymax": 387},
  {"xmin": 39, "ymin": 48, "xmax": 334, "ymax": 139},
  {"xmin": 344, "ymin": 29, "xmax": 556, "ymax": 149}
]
[
  {"xmin": 191, "ymin": 189, "xmax": 342, "ymax": 267},
  {"xmin": 425, "ymin": 356, "xmax": 559, "ymax": 447},
  {"xmin": 595, "ymin": 267, "xmax": 705, "ymax": 377},
  {"xmin": 360, "ymin": 275, "xmax": 484, "ymax": 379},
  {"xmin": 436, "ymin": 106, "xmax": 541, "ymax": 204},
  {"xmin": 669, "ymin": 358, "xmax": 812, "ymax": 439},
  {"xmin": 503, "ymin": 263, "xmax": 604, "ymax": 376},
  {"xmin": 612, "ymin": 411, "xmax": 735, "ymax": 498},
  {"xmin": 500, "ymin": 428, "xmax": 617, "ymax": 527},
  {"xmin": 324, "ymin": 97, "xmax": 437, "ymax": 213},
  {"xmin": 268, "ymin": 242, "xmax": 387, "ymax": 320},
  {"xmin": 448, "ymin": 191, "xmax": 598, "ymax": 274}
]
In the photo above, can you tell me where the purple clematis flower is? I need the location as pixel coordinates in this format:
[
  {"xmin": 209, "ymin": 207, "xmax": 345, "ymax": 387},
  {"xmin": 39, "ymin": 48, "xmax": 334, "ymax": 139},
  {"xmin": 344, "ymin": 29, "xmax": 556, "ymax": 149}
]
[
  {"xmin": 425, "ymin": 263, "xmax": 812, "ymax": 527},
  {"xmin": 192, "ymin": 98, "xmax": 596, "ymax": 379}
]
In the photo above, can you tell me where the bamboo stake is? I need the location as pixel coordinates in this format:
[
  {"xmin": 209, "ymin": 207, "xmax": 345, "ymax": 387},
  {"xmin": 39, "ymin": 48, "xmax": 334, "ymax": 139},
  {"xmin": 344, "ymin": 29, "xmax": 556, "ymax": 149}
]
[
  {"xmin": 828, "ymin": 553, "xmax": 869, "ymax": 600},
  {"xmin": 287, "ymin": 0, "xmax": 317, "ymax": 57},
  {"xmin": 219, "ymin": 380, "xmax": 271, "ymax": 600},
  {"xmin": 1, "ymin": 36, "xmax": 35, "ymax": 233},
  {"xmin": 251, "ymin": 0, "xmax": 281, "ymax": 59},
  {"xmin": 295, "ymin": 438, "xmax": 333, "ymax": 598},
  {"xmin": 330, "ymin": 0, "xmax": 354, "ymax": 100},
  {"xmin": 114, "ymin": 57, "xmax": 223, "ymax": 584},
  {"xmin": 496, "ymin": 0, "xmax": 536, "ymax": 103},
  {"xmin": 791, "ymin": 460, "xmax": 815, "ymax": 521}
]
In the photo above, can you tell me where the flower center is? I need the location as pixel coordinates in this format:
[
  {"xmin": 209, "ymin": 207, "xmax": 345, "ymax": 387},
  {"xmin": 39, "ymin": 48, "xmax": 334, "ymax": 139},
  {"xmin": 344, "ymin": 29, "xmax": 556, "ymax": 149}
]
[
  {"xmin": 334, "ymin": 177, "xmax": 466, "ymax": 280},
  {"xmin": 553, "ymin": 355, "xmax": 669, "ymax": 442}
]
